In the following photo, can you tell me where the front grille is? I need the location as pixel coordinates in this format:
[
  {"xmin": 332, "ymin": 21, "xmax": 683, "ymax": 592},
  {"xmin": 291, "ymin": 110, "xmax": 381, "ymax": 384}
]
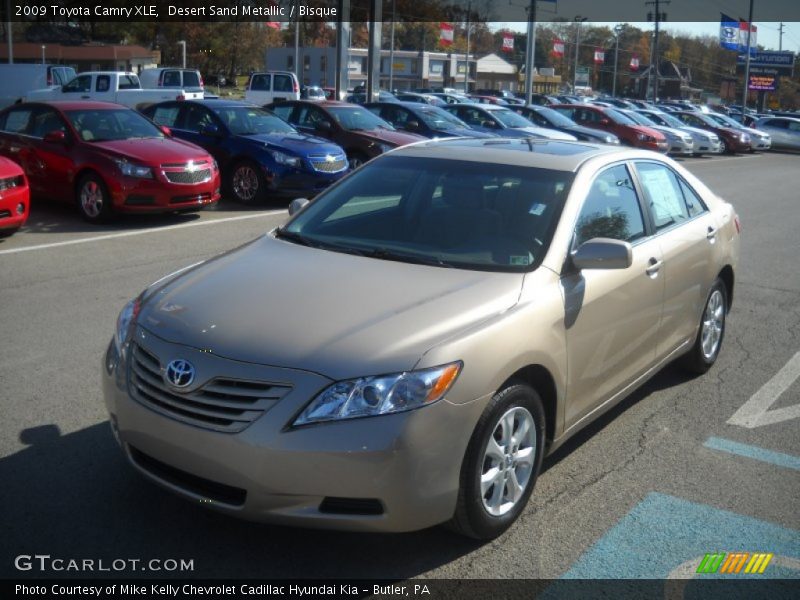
[
  {"xmin": 129, "ymin": 344, "xmax": 291, "ymax": 433},
  {"xmin": 0, "ymin": 209, "xmax": 10, "ymax": 219},
  {"xmin": 308, "ymin": 154, "xmax": 348, "ymax": 173},
  {"xmin": 129, "ymin": 446, "xmax": 247, "ymax": 507},
  {"xmin": 164, "ymin": 168, "xmax": 212, "ymax": 185}
]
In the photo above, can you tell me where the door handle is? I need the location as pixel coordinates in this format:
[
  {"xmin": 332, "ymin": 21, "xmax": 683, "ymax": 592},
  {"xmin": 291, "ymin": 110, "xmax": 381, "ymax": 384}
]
[
  {"xmin": 645, "ymin": 257, "xmax": 663, "ymax": 276},
  {"xmin": 706, "ymin": 226, "xmax": 717, "ymax": 241},
  {"xmin": 81, "ymin": 95, "xmax": 91, "ymax": 99}
]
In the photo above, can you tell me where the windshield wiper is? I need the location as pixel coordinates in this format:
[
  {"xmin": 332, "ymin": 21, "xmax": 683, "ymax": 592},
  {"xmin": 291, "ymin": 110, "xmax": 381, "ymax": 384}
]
[
  {"xmin": 362, "ymin": 248, "xmax": 453, "ymax": 268},
  {"xmin": 274, "ymin": 228, "xmax": 367, "ymax": 256}
]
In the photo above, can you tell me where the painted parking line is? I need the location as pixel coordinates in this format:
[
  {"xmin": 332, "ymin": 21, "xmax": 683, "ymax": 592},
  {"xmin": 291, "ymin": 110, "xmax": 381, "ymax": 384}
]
[
  {"xmin": 560, "ymin": 493, "xmax": 800, "ymax": 579},
  {"xmin": 0, "ymin": 210, "xmax": 286, "ymax": 256},
  {"xmin": 704, "ymin": 437, "xmax": 800, "ymax": 472},
  {"xmin": 728, "ymin": 351, "xmax": 800, "ymax": 428}
]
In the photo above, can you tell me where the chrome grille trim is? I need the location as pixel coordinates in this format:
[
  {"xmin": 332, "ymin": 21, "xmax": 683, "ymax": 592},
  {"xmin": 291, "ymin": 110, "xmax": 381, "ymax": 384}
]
[
  {"xmin": 307, "ymin": 154, "xmax": 348, "ymax": 173},
  {"xmin": 129, "ymin": 344, "xmax": 291, "ymax": 433},
  {"xmin": 163, "ymin": 169, "xmax": 212, "ymax": 185}
]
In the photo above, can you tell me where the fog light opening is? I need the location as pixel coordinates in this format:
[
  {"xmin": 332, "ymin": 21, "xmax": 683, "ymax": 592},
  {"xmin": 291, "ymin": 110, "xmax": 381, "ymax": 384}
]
[{"xmin": 16, "ymin": 203, "xmax": 25, "ymax": 215}]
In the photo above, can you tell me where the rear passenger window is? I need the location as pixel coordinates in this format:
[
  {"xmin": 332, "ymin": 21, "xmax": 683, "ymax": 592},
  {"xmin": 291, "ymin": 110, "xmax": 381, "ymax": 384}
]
[
  {"xmin": 96, "ymin": 75, "xmax": 111, "ymax": 92},
  {"xmin": 149, "ymin": 105, "xmax": 180, "ymax": 127},
  {"xmin": 1, "ymin": 108, "xmax": 34, "ymax": 133},
  {"xmin": 636, "ymin": 162, "xmax": 690, "ymax": 230},
  {"xmin": 575, "ymin": 164, "xmax": 645, "ymax": 246},
  {"xmin": 677, "ymin": 179, "xmax": 707, "ymax": 218},
  {"xmin": 163, "ymin": 71, "xmax": 181, "ymax": 86},
  {"xmin": 250, "ymin": 74, "xmax": 271, "ymax": 91},
  {"xmin": 270, "ymin": 104, "xmax": 293, "ymax": 121}
]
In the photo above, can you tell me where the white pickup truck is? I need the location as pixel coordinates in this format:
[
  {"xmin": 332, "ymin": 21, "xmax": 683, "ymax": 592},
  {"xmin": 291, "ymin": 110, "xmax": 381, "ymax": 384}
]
[{"xmin": 24, "ymin": 71, "xmax": 203, "ymax": 110}]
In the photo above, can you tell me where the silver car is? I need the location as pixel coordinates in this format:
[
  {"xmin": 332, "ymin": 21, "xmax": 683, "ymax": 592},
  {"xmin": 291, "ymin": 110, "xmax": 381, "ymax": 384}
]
[
  {"xmin": 753, "ymin": 116, "xmax": 800, "ymax": 150},
  {"xmin": 103, "ymin": 138, "xmax": 740, "ymax": 539},
  {"xmin": 638, "ymin": 109, "xmax": 722, "ymax": 155},
  {"xmin": 621, "ymin": 109, "xmax": 694, "ymax": 155}
]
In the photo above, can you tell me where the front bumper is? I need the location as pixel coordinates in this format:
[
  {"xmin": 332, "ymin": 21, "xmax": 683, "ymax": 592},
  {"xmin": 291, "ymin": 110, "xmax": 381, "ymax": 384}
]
[
  {"xmin": 262, "ymin": 165, "xmax": 346, "ymax": 198},
  {"xmin": 667, "ymin": 138, "xmax": 694, "ymax": 155},
  {"xmin": 0, "ymin": 185, "xmax": 29, "ymax": 232},
  {"xmin": 103, "ymin": 329, "xmax": 483, "ymax": 533},
  {"xmin": 692, "ymin": 138, "xmax": 722, "ymax": 154},
  {"xmin": 112, "ymin": 173, "xmax": 222, "ymax": 213}
]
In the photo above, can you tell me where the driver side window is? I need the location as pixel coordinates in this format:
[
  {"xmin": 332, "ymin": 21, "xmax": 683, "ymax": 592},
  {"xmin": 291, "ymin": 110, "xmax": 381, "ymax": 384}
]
[{"xmin": 575, "ymin": 164, "xmax": 646, "ymax": 247}]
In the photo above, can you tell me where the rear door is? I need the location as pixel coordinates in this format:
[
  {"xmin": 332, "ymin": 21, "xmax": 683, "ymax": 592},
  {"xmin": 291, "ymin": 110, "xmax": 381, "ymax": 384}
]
[
  {"xmin": 26, "ymin": 106, "xmax": 73, "ymax": 202},
  {"xmin": 272, "ymin": 73, "xmax": 298, "ymax": 103},
  {"xmin": 246, "ymin": 73, "xmax": 272, "ymax": 105},
  {"xmin": 633, "ymin": 160, "xmax": 719, "ymax": 360}
]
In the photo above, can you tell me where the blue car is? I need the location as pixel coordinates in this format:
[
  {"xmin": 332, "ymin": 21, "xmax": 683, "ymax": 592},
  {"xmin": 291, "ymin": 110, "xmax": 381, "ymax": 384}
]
[
  {"xmin": 364, "ymin": 102, "xmax": 497, "ymax": 139},
  {"xmin": 142, "ymin": 99, "xmax": 348, "ymax": 204}
]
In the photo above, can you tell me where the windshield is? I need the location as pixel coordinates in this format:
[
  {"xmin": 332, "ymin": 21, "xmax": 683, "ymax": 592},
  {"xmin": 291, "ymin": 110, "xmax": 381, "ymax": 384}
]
[
  {"xmin": 281, "ymin": 155, "xmax": 574, "ymax": 272},
  {"xmin": 650, "ymin": 112, "xmax": 684, "ymax": 128},
  {"xmin": 327, "ymin": 106, "xmax": 395, "ymax": 131},
  {"xmin": 416, "ymin": 107, "xmax": 469, "ymax": 129},
  {"xmin": 65, "ymin": 108, "xmax": 164, "ymax": 142},
  {"xmin": 213, "ymin": 106, "xmax": 295, "ymax": 135},
  {"xmin": 493, "ymin": 109, "xmax": 536, "ymax": 128},
  {"xmin": 536, "ymin": 107, "xmax": 576, "ymax": 127},
  {"xmin": 708, "ymin": 113, "xmax": 743, "ymax": 128},
  {"xmin": 624, "ymin": 111, "xmax": 656, "ymax": 126},
  {"xmin": 605, "ymin": 109, "xmax": 638, "ymax": 126}
]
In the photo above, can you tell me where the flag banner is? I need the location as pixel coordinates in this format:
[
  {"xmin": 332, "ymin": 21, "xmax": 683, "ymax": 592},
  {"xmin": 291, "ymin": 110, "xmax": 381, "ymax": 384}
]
[
  {"xmin": 739, "ymin": 21, "xmax": 757, "ymax": 54},
  {"xmin": 594, "ymin": 48, "xmax": 605, "ymax": 64},
  {"xmin": 265, "ymin": 22, "xmax": 281, "ymax": 29},
  {"xmin": 440, "ymin": 22, "xmax": 454, "ymax": 46},
  {"xmin": 720, "ymin": 13, "xmax": 740, "ymax": 50},
  {"xmin": 552, "ymin": 38, "xmax": 565, "ymax": 57},
  {"xmin": 630, "ymin": 55, "xmax": 639, "ymax": 70},
  {"xmin": 502, "ymin": 32, "xmax": 514, "ymax": 53}
]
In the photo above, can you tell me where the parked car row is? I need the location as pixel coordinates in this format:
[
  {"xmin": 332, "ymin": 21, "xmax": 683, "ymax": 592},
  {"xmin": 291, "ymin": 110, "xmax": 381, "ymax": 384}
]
[{"xmin": 1, "ymin": 92, "xmax": 797, "ymax": 238}]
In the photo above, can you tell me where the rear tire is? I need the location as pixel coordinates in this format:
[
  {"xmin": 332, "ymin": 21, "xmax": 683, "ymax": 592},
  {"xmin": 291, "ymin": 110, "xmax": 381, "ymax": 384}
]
[
  {"xmin": 448, "ymin": 382, "xmax": 545, "ymax": 540},
  {"xmin": 680, "ymin": 278, "xmax": 727, "ymax": 374}
]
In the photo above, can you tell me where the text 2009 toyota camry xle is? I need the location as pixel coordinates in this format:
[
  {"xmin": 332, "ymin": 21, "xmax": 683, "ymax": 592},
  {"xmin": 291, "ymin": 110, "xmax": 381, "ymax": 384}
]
[{"xmin": 103, "ymin": 138, "xmax": 739, "ymax": 539}]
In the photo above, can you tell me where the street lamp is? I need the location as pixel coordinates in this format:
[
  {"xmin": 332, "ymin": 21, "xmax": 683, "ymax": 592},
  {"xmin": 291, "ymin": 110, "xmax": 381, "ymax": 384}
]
[
  {"xmin": 612, "ymin": 24, "xmax": 624, "ymax": 97},
  {"xmin": 572, "ymin": 16, "xmax": 587, "ymax": 93},
  {"xmin": 41, "ymin": 45, "xmax": 46, "ymax": 65},
  {"xmin": 177, "ymin": 40, "xmax": 186, "ymax": 69}
]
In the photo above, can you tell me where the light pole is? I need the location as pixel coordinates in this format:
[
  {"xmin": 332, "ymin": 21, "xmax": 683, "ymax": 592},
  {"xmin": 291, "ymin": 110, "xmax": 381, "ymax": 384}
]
[
  {"xmin": 388, "ymin": 0, "xmax": 396, "ymax": 91},
  {"xmin": 178, "ymin": 40, "xmax": 186, "ymax": 68},
  {"xmin": 612, "ymin": 25, "xmax": 623, "ymax": 97},
  {"xmin": 572, "ymin": 16, "xmax": 587, "ymax": 93},
  {"xmin": 464, "ymin": 0, "xmax": 472, "ymax": 93},
  {"xmin": 41, "ymin": 45, "xmax": 46, "ymax": 65},
  {"xmin": 524, "ymin": 0, "xmax": 536, "ymax": 105}
]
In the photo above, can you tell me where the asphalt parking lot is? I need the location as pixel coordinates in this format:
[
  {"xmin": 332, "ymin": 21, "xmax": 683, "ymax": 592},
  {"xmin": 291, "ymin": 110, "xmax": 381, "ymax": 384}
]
[{"xmin": 1, "ymin": 151, "xmax": 798, "ymax": 585}]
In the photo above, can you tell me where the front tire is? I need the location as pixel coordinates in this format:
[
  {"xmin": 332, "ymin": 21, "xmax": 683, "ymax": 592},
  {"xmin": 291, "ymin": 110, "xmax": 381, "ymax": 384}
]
[
  {"xmin": 680, "ymin": 278, "xmax": 727, "ymax": 374},
  {"xmin": 77, "ymin": 173, "xmax": 114, "ymax": 224},
  {"xmin": 449, "ymin": 382, "xmax": 545, "ymax": 540},
  {"xmin": 228, "ymin": 160, "xmax": 266, "ymax": 205}
]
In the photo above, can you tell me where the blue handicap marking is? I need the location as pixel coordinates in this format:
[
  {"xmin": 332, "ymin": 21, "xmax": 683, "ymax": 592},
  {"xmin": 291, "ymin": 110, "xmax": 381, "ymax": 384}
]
[{"xmin": 561, "ymin": 492, "xmax": 800, "ymax": 579}]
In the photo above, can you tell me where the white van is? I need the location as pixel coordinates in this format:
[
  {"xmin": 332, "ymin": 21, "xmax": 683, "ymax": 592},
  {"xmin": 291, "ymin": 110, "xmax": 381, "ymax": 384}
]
[
  {"xmin": 138, "ymin": 68, "xmax": 204, "ymax": 93},
  {"xmin": 244, "ymin": 71, "xmax": 300, "ymax": 105},
  {"xmin": 0, "ymin": 64, "xmax": 77, "ymax": 109}
]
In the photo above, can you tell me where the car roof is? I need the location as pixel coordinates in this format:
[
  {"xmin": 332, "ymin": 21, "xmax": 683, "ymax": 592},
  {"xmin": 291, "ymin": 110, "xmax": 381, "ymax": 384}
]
[
  {"xmin": 14, "ymin": 100, "xmax": 128, "ymax": 111},
  {"xmin": 176, "ymin": 99, "xmax": 260, "ymax": 109},
  {"xmin": 388, "ymin": 137, "xmax": 629, "ymax": 172}
]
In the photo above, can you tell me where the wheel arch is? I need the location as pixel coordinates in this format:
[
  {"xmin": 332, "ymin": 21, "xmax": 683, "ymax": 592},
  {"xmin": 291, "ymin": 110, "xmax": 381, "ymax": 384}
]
[
  {"xmin": 718, "ymin": 265, "xmax": 734, "ymax": 311},
  {"xmin": 72, "ymin": 167, "xmax": 107, "ymax": 201},
  {"xmin": 499, "ymin": 364, "xmax": 558, "ymax": 444}
]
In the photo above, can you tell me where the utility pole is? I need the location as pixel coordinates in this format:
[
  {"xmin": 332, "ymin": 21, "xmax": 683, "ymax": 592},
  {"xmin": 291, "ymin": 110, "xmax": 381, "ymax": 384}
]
[
  {"xmin": 5, "ymin": 0, "xmax": 12, "ymax": 63},
  {"xmin": 524, "ymin": 0, "xmax": 536, "ymax": 104},
  {"xmin": 645, "ymin": 0, "xmax": 669, "ymax": 102},
  {"xmin": 612, "ymin": 25, "xmax": 623, "ymax": 97},
  {"xmin": 741, "ymin": 0, "xmax": 754, "ymax": 124},
  {"xmin": 178, "ymin": 40, "xmax": 186, "ymax": 69},
  {"xmin": 778, "ymin": 22, "xmax": 784, "ymax": 51},
  {"xmin": 388, "ymin": 0, "xmax": 396, "ymax": 92},
  {"xmin": 464, "ymin": 0, "xmax": 471, "ymax": 93},
  {"xmin": 573, "ymin": 17, "xmax": 586, "ymax": 92}
]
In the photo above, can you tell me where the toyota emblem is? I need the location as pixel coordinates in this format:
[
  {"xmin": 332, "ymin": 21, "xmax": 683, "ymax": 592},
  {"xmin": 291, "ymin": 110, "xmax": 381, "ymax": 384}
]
[{"xmin": 165, "ymin": 359, "xmax": 195, "ymax": 388}]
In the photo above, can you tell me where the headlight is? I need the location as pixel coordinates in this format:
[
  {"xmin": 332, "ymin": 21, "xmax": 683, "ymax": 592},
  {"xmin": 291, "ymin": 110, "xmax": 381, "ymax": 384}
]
[
  {"xmin": 293, "ymin": 362, "xmax": 462, "ymax": 426},
  {"xmin": 376, "ymin": 142, "xmax": 394, "ymax": 153},
  {"xmin": 270, "ymin": 150, "xmax": 301, "ymax": 167},
  {"xmin": 636, "ymin": 133, "xmax": 654, "ymax": 142},
  {"xmin": 212, "ymin": 159, "xmax": 219, "ymax": 172},
  {"xmin": 114, "ymin": 296, "xmax": 142, "ymax": 351},
  {"xmin": 115, "ymin": 159, "xmax": 153, "ymax": 179},
  {"xmin": 605, "ymin": 136, "xmax": 619, "ymax": 144},
  {"xmin": 741, "ymin": 133, "xmax": 750, "ymax": 142}
]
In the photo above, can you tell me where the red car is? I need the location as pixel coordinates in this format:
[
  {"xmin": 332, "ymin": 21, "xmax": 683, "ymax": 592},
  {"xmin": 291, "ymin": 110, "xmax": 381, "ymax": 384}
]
[
  {"xmin": 551, "ymin": 104, "xmax": 669, "ymax": 152},
  {"xmin": 0, "ymin": 101, "xmax": 221, "ymax": 223},
  {"xmin": 0, "ymin": 156, "xmax": 29, "ymax": 237}
]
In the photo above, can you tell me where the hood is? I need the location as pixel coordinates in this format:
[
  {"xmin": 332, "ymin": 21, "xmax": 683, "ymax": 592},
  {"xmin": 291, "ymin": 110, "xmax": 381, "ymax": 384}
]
[
  {"xmin": 356, "ymin": 128, "xmax": 427, "ymax": 146},
  {"xmin": 433, "ymin": 128, "xmax": 496, "ymax": 139},
  {"xmin": 137, "ymin": 234, "xmax": 524, "ymax": 380},
  {"xmin": 649, "ymin": 125, "xmax": 692, "ymax": 140},
  {"xmin": 241, "ymin": 132, "xmax": 344, "ymax": 156},
  {"xmin": 567, "ymin": 124, "xmax": 618, "ymax": 142},
  {"xmin": 633, "ymin": 125, "xmax": 665, "ymax": 140},
  {"xmin": 91, "ymin": 137, "xmax": 209, "ymax": 165},
  {"xmin": 680, "ymin": 126, "xmax": 718, "ymax": 140}
]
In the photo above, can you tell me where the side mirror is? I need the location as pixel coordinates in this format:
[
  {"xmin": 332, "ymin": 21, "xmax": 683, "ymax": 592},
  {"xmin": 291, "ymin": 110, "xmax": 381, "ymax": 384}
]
[
  {"xmin": 288, "ymin": 197, "xmax": 310, "ymax": 216},
  {"xmin": 44, "ymin": 130, "xmax": 66, "ymax": 144},
  {"xmin": 405, "ymin": 120, "xmax": 421, "ymax": 132},
  {"xmin": 199, "ymin": 124, "xmax": 221, "ymax": 137},
  {"xmin": 159, "ymin": 125, "xmax": 172, "ymax": 136},
  {"xmin": 315, "ymin": 120, "xmax": 332, "ymax": 132},
  {"xmin": 599, "ymin": 118, "xmax": 611, "ymax": 126},
  {"xmin": 571, "ymin": 238, "xmax": 632, "ymax": 270}
]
